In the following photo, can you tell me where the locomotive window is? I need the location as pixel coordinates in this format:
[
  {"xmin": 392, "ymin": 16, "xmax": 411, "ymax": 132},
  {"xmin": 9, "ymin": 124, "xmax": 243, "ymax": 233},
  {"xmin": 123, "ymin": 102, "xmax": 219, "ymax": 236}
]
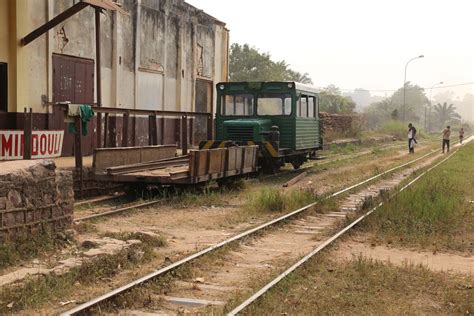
[
  {"xmin": 257, "ymin": 93, "xmax": 292, "ymax": 116},
  {"xmin": 308, "ymin": 96, "xmax": 315, "ymax": 118},
  {"xmin": 299, "ymin": 95, "xmax": 308, "ymax": 117},
  {"xmin": 315, "ymin": 96, "xmax": 320, "ymax": 116},
  {"xmin": 221, "ymin": 94, "xmax": 254, "ymax": 116}
]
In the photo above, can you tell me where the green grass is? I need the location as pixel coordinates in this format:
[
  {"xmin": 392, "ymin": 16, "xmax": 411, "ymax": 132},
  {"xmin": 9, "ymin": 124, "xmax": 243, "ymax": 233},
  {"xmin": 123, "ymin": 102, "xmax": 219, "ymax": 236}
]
[
  {"xmin": 361, "ymin": 141, "xmax": 474, "ymax": 252},
  {"xmin": 240, "ymin": 255, "xmax": 473, "ymax": 315},
  {"xmin": 379, "ymin": 120, "xmax": 411, "ymax": 140},
  {"xmin": 0, "ymin": 230, "xmax": 69, "ymax": 272},
  {"xmin": 0, "ymin": 243, "xmax": 155, "ymax": 313},
  {"xmin": 246, "ymin": 188, "xmax": 318, "ymax": 213}
]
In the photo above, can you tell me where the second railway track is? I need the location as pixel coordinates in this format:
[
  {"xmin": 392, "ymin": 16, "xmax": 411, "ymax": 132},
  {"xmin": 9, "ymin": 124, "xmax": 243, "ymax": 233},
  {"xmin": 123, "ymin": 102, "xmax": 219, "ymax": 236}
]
[{"xmin": 60, "ymin": 139, "xmax": 459, "ymax": 315}]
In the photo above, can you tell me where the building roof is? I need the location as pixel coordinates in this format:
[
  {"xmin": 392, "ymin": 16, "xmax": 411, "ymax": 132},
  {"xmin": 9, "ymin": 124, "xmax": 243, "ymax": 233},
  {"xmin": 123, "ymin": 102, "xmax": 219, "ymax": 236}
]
[{"xmin": 82, "ymin": 0, "xmax": 128, "ymax": 15}]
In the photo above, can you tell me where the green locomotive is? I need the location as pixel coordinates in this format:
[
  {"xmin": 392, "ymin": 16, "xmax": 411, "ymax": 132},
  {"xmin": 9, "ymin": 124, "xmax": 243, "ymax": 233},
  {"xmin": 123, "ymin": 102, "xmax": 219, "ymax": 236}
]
[{"xmin": 200, "ymin": 81, "xmax": 322, "ymax": 172}]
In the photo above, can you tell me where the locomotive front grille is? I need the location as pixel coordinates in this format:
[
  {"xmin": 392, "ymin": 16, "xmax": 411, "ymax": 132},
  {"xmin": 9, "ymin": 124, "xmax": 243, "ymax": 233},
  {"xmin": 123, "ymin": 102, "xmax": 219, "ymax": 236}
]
[{"xmin": 225, "ymin": 126, "xmax": 254, "ymax": 141}]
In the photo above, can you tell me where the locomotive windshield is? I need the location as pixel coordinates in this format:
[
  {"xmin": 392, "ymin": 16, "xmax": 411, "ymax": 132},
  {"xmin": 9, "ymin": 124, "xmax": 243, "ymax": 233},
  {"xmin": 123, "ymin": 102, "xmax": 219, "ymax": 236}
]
[
  {"xmin": 221, "ymin": 94, "xmax": 254, "ymax": 116},
  {"xmin": 257, "ymin": 93, "xmax": 292, "ymax": 116}
]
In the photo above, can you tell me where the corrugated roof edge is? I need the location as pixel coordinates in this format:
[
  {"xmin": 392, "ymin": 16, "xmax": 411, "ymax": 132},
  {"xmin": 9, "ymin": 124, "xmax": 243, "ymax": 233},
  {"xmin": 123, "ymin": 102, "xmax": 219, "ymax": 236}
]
[
  {"xmin": 82, "ymin": 0, "xmax": 129, "ymax": 15},
  {"xmin": 184, "ymin": 1, "xmax": 227, "ymax": 27},
  {"xmin": 216, "ymin": 82, "xmax": 320, "ymax": 95}
]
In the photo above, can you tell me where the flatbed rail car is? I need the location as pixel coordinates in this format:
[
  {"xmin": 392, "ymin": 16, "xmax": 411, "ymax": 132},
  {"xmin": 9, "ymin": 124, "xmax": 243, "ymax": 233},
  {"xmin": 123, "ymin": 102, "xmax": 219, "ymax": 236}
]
[
  {"xmin": 92, "ymin": 145, "xmax": 258, "ymax": 185},
  {"xmin": 200, "ymin": 81, "xmax": 323, "ymax": 172}
]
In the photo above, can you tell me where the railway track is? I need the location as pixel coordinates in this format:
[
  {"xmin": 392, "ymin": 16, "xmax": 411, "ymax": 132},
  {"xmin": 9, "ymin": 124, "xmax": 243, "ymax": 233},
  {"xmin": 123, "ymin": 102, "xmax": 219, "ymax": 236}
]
[
  {"xmin": 72, "ymin": 140, "xmax": 426, "ymax": 221},
  {"xmin": 60, "ymin": 140, "xmax": 453, "ymax": 315},
  {"xmin": 227, "ymin": 145, "xmax": 464, "ymax": 315}
]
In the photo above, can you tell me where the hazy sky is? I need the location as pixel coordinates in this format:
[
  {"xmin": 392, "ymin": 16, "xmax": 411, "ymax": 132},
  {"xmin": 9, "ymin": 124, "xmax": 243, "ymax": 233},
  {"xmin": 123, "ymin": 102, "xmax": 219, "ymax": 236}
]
[{"xmin": 187, "ymin": 0, "xmax": 473, "ymax": 99}]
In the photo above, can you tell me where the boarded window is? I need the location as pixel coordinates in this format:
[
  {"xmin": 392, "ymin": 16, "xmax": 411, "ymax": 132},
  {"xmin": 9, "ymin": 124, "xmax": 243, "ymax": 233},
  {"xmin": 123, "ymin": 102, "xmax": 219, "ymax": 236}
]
[{"xmin": 0, "ymin": 63, "xmax": 6, "ymax": 112}]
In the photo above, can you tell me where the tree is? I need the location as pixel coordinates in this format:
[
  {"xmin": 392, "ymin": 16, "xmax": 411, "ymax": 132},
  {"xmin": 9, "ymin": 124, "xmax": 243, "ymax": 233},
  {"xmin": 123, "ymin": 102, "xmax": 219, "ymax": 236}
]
[
  {"xmin": 363, "ymin": 83, "xmax": 429, "ymax": 128},
  {"xmin": 432, "ymin": 102, "xmax": 461, "ymax": 129},
  {"xmin": 319, "ymin": 85, "xmax": 356, "ymax": 113},
  {"xmin": 229, "ymin": 43, "xmax": 313, "ymax": 84},
  {"xmin": 389, "ymin": 82, "xmax": 428, "ymax": 122}
]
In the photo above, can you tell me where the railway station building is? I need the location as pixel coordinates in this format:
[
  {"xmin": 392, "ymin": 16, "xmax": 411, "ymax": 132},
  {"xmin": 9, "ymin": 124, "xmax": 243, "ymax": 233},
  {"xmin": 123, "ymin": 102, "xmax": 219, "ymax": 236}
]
[{"xmin": 0, "ymin": 0, "xmax": 229, "ymax": 156}]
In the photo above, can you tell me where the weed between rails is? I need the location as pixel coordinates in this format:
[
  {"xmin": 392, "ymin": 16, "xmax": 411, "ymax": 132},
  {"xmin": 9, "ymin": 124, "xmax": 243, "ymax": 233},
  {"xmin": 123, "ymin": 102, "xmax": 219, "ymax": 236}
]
[{"xmin": 246, "ymin": 187, "xmax": 319, "ymax": 212}]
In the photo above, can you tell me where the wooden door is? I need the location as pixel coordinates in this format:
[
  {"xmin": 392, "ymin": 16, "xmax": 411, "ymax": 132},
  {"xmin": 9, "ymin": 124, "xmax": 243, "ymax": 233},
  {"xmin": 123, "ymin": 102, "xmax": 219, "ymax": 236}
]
[{"xmin": 52, "ymin": 54, "xmax": 95, "ymax": 156}]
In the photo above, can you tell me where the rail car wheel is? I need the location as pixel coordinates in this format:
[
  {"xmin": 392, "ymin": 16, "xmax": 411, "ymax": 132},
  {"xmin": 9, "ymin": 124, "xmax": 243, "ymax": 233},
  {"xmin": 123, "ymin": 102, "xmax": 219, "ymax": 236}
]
[
  {"xmin": 260, "ymin": 156, "xmax": 282, "ymax": 174},
  {"xmin": 290, "ymin": 154, "xmax": 306, "ymax": 170},
  {"xmin": 217, "ymin": 176, "xmax": 245, "ymax": 190}
]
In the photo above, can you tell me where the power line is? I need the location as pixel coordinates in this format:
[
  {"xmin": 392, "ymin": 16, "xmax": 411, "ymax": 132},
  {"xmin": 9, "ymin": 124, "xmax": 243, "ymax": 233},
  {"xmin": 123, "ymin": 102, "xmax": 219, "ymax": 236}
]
[{"xmin": 327, "ymin": 81, "xmax": 474, "ymax": 93}]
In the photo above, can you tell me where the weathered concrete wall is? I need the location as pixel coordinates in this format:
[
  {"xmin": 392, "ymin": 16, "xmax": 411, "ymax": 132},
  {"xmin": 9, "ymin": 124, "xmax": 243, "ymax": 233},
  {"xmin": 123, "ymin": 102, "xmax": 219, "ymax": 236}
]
[
  {"xmin": 3, "ymin": 0, "xmax": 228, "ymax": 124},
  {"xmin": 0, "ymin": 160, "xmax": 74, "ymax": 243}
]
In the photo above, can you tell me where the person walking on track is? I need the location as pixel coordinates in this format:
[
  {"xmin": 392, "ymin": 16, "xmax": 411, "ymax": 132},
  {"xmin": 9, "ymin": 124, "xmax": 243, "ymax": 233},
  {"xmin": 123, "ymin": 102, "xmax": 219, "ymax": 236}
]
[
  {"xmin": 459, "ymin": 127, "xmax": 464, "ymax": 145},
  {"xmin": 442, "ymin": 126, "xmax": 451, "ymax": 153},
  {"xmin": 408, "ymin": 123, "xmax": 417, "ymax": 154}
]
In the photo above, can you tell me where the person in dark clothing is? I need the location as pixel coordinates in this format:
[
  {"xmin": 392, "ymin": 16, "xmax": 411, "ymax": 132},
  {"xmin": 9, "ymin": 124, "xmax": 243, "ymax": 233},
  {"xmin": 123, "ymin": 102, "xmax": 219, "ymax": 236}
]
[
  {"xmin": 408, "ymin": 123, "xmax": 417, "ymax": 154},
  {"xmin": 442, "ymin": 126, "xmax": 451, "ymax": 153}
]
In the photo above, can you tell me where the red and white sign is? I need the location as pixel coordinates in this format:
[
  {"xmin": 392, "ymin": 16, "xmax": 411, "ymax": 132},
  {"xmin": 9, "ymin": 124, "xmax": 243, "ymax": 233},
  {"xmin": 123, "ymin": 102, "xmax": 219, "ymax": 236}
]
[{"xmin": 0, "ymin": 130, "xmax": 64, "ymax": 160}]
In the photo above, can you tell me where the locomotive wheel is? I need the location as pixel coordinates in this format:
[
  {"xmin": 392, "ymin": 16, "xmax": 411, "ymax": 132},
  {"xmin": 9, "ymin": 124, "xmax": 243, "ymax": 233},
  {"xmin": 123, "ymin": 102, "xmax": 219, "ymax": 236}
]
[
  {"xmin": 290, "ymin": 154, "xmax": 306, "ymax": 170},
  {"xmin": 291, "ymin": 161, "xmax": 303, "ymax": 170}
]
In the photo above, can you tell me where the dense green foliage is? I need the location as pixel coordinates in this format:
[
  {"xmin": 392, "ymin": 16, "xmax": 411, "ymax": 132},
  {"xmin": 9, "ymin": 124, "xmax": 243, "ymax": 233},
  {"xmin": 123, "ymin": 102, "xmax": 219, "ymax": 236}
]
[
  {"xmin": 364, "ymin": 83, "xmax": 428, "ymax": 128},
  {"xmin": 229, "ymin": 43, "xmax": 312, "ymax": 84},
  {"xmin": 319, "ymin": 84, "xmax": 356, "ymax": 113},
  {"xmin": 431, "ymin": 102, "xmax": 461, "ymax": 129}
]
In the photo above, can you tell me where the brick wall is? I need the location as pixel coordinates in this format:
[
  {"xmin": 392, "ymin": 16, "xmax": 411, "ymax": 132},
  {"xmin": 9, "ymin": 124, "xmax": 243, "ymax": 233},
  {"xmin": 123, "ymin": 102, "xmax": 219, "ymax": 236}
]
[
  {"xmin": 0, "ymin": 160, "xmax": 74, "ymax": 243},
  {"xmin": 319, "ymin": 112, "xmax": 355, "ymax": 135}
]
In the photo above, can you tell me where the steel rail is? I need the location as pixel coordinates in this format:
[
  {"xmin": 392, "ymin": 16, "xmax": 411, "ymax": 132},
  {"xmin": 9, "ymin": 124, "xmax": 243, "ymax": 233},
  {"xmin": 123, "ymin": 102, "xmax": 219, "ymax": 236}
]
[
  {"xmin": 227, "ymin": 147, "xmax": 463, "ymax": 315},
  {"xmin": 74, "ymin": 199, "xmax": 165, "ymax": 222},
  {"xmin": 61, "ymin": 146, "xmax": 443, "ymax": 315},
  {"xmin": 74, "ymin": 193, "xmax": 126, "ymax": 207}
]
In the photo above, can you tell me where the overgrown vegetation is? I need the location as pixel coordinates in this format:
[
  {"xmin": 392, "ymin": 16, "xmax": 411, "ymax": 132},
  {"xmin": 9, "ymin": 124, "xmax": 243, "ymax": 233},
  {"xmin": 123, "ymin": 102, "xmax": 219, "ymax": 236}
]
[
  {"xmin": 246, "ymin": 188, "xmax": 318, "ymax": 212},
  {"xmin": 361, "ymin": 142, "xmax": 474, "ymax": 252},
  {"xmin": 378, "ymin": 120, "xmax": 409, "ymax": 139},
  {"xmin": 240, "ymin": 255, "xmax": 473, "ymax": 315},
  {"xmin": 0, "ymin": 244, "xmax": 154, "ymax": 312},
  {"xmin": 0, "ymin": 230, "xmax": 69, "ymax": 271}
]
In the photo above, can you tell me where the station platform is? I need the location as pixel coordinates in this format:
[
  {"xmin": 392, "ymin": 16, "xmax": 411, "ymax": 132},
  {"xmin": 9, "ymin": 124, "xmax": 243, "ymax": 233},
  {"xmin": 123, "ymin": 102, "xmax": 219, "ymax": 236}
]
[{"xmin": 53, "ymin": 156, "xmax": 93, "ymax": 169}]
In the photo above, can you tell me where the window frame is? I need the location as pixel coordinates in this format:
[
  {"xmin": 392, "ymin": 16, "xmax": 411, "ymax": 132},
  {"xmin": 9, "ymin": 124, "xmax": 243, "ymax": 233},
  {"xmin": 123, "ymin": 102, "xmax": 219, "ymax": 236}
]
[
  {"xmin": 220, "ymin": 93, "xmax": 255, "ymax": 116},
  {"xmin": 256, "ymin": 93, "xmax": 293, "ymax": 117}
]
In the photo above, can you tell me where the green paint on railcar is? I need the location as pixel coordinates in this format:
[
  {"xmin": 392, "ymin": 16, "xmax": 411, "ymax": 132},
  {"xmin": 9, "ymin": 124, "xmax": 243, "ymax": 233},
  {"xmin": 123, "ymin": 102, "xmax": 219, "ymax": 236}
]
[{"xmin": 215, "ymin": 81, "xmax": 322, "ymax": 153}]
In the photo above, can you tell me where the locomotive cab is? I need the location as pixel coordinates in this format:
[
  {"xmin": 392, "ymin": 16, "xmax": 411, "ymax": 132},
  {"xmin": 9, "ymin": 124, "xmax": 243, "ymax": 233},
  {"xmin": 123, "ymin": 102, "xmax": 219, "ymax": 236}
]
[{"xmin": 200, "ymin": 81, "xmax": 322, "ymax": 172}]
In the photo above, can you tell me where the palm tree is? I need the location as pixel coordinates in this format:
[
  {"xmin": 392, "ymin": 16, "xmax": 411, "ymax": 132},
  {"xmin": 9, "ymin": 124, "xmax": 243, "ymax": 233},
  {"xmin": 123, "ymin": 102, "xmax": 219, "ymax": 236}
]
[{"xmin": 432, "ymin": 102, "xmax": 461, "ymax": 129}]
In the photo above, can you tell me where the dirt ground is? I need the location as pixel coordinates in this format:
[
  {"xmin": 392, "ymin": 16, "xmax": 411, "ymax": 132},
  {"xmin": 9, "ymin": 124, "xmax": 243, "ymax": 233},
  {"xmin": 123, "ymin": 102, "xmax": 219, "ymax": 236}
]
[
  {"xmin": 334, "ymin": 236, "xmax": 473, "ymax": 274},
  {"xmin": 1, "ymin": 140, "xmax": 446, "ymax": 314}
]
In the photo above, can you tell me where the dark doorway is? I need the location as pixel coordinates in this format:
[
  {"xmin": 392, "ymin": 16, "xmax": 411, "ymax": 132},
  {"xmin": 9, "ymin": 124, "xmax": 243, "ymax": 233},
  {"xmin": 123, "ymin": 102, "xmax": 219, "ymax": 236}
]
[
  {"xmin": 194, "ymin": 79, "xmax": 212, "ymax": 144},
  {"xmin": 0, "ymin": 63, "xmax": 7, "ymax": 112},
  {"xmin": 52, "ymin": 54, "xmax": 95, "ymax": 156}
]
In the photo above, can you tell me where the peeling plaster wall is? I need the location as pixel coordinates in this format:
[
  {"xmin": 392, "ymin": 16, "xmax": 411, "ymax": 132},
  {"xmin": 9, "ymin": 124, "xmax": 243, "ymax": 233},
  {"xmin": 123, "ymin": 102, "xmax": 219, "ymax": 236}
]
[{"xmin": 4, "ymin": 0, "xmax": 229, "ymax": 144}]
